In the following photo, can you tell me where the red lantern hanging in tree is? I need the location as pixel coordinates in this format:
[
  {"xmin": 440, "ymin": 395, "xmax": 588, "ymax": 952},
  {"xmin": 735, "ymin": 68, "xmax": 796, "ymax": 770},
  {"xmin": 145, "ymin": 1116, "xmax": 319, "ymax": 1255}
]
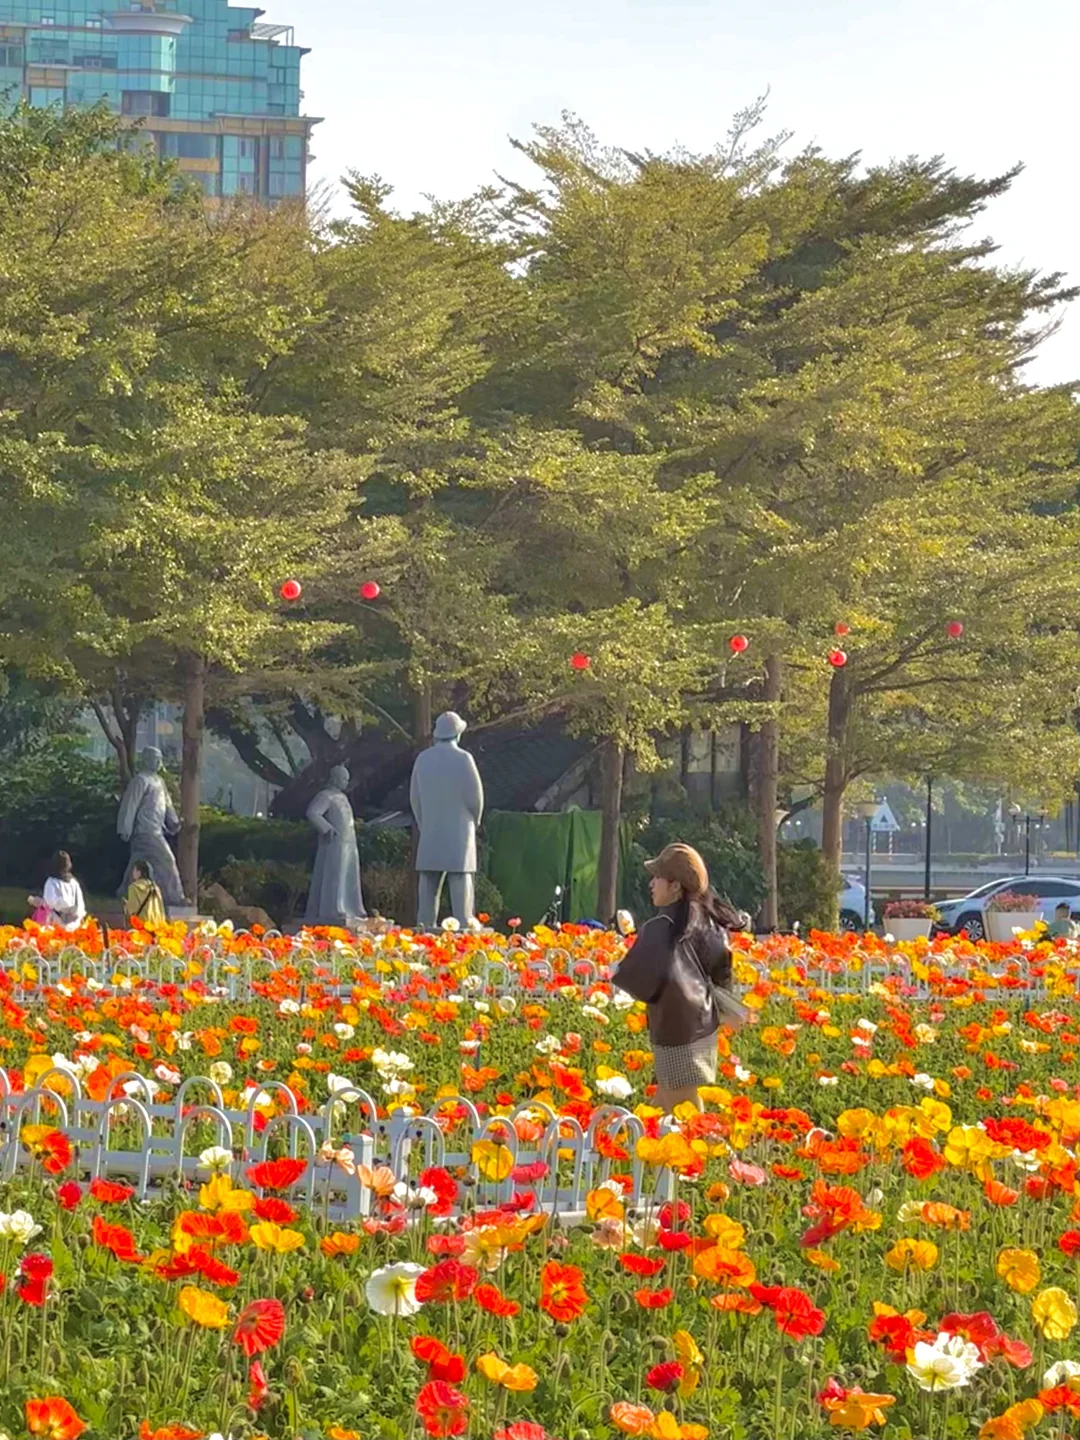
[
  {"xmin": 827, "ymin": 649, "xmax": 848, "ymax": 668},
  {"xmin": 360, "ymin": 581, "xmax": 381, "ymax": 601},
  {"xmin": 280, "ymin": 579, "xmax": 302, "ymax": 602},
  {"xmin": 834, "ymin": 622, "xmax": 851, "ymax": 637},
  {"xmin": 729, "ymin": 634, "xmax": 749, "ymax": 654},
  {"xmin": 946, "ymin": 620, "xmax": 964, "ymax": 639},
  {"xmin": 570, "ymin": 652, "xmax": 591, "ymax": 671}
]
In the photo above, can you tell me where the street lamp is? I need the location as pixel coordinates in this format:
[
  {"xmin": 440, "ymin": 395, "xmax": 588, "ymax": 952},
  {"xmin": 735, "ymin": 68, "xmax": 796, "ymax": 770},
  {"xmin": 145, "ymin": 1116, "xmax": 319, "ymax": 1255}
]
[
  {"xmin": 1009, "ymin": 804, "xmax": 1032, "ymax": 877},
  {"xmin": 856, "ymin": 800, "xmax": 878, "ymax": 929},
  {"xmin": 924, "ymin": 775, "xmax": 933, "ymax": 901}
]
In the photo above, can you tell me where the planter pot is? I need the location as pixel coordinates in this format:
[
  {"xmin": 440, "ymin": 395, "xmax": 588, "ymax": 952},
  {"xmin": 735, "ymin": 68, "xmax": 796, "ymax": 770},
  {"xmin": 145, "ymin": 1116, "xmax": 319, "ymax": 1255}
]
[
  {"xmin": 986, "ymin": 911, "xmax": 1041, "ymax": 944},
  {"xmin": 887, "ymin": 918, "xmax": 933, "ymax": 942}
]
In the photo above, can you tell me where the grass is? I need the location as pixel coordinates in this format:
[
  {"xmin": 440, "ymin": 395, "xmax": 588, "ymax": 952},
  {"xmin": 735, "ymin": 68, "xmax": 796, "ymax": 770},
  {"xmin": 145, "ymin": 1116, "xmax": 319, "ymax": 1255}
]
[{"xmin": 0, "ymin": 885, "xmax": 117, "ymax": 927}]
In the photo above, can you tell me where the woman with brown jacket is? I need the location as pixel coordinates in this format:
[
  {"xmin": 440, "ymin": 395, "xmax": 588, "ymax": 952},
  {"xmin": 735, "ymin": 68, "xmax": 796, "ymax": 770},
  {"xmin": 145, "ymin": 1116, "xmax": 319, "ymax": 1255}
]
[{"xmin": 612, "ymin": 843, "xmax": 742, "ymax": 1113}]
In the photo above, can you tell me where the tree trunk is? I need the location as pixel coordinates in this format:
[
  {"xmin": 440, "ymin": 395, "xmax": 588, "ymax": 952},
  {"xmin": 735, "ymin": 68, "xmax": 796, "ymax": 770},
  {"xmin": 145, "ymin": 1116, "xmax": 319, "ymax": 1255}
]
[
  {"xmin": 756, "ymin": 654, "xmax": 782, "ymax": 931},
  {"xmin": 820, "ymin": 667, "xmax": 850, "ymax": 910},
  {"xmin": 177, "ymin": 654, "xmax": 206, "ymax": 905},
  {"xmin": 597, "ymin": 739, "xmax": 624, "ymax": 923}
]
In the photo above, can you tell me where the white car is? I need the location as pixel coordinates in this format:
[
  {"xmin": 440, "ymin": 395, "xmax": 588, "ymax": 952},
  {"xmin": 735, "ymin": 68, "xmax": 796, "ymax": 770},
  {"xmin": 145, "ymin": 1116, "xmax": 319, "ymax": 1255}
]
[
  {"xmin": 839, "ymin": 874, "xmax": 876, "ymax": 931},
  {"xmin": 934, "ymin": 875, "xmax": 1080, "ymax": 941}
]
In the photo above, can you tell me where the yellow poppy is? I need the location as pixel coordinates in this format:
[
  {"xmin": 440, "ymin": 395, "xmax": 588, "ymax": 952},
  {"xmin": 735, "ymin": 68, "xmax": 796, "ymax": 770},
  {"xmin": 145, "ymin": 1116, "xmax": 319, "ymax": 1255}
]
[
  {"xmin": 996, "ymin": 1248, "xmax": 1041, "ymax": 1295},
  {"xmin": 884, "ymin": 1239, "xmax": 938, "ymax": 1273},
  {"xmin": 249, "ymin": 1222, "xmax": 306, "ymax": 1254},
  {"xmin": 476, "ymin": 1352, "xmax": 538, "ymax": 1390},
  {"xmin": 178, "ymin": 1285, "xmax": 230, "ymax": 1329},
  {"xmin": 701, "ymin": 1214, "xmax": 746, "ymax": 1248},
  {"xmin": 585, "ymin": 1187, "xmax": 624, "ymax": 1222},
  {"xmin": 199, "ymin": 1174, "xmax": 254, "ymax": 1214},
  {"xmin": 471, "ymin": 1140, "xmax": 514, "ymax": 1183},
  {"xmin": 1031, "ymin": 1287, "xmax": 1078, "ymax": 1341}
]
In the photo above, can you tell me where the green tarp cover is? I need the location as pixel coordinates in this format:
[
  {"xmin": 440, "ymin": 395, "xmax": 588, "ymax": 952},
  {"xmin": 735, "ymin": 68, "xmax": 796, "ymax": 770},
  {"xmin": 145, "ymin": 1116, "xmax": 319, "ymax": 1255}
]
[{"xmin": 485, "ymin": 809, "xmax": 604, "ymax": 927}]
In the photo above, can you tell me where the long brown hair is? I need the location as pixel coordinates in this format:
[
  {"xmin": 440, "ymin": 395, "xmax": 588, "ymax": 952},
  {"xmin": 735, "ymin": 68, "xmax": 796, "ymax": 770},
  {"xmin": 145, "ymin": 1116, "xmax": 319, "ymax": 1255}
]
[{"xmin": 49, "ymin": 850, "xmax": 74, "ymax": 880}]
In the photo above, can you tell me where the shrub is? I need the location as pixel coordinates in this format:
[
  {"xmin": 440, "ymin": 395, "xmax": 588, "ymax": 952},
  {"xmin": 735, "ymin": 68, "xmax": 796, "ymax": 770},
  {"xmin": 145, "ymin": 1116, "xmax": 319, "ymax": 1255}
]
[
  {"xmin": 987, "ymin": 891, "xmax": 1039, "ymax": 912},
  {"xmin": 0, "ymin": 737, "xmax": 124, "ymax": 892},
  {"xmin": 624, "ymin": 802, "xmax": 767, "ymax": 917},
  {"xmin": 883, "ymin": 899, "xmax": 938, "ymax": 920},
  {"xmin": 776, "ymin": 840, "xmax": 841, "ymax": 932}
]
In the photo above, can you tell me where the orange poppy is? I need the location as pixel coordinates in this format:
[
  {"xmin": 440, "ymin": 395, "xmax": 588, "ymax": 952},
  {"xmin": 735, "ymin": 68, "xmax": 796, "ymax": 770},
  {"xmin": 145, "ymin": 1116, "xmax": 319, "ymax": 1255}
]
[
  {"xmin": 26, "ymin": 1398, "xmax": 86, "ymax": 1440},
  {"xmin": 538, "ymin": 1261, "xmax": 588, "ymax": 1323}
]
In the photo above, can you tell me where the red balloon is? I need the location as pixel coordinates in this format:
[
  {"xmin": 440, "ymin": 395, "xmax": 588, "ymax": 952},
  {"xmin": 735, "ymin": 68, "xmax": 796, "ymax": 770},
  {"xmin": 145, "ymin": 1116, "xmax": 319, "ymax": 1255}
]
[
  {"xmin": 280, "ymin": 579, "xmax": 302, "ymax": 602},
  {"xmin": 834, "ymin": 621, "xmax": 851, "ymax": 637},
  {"xmin": 360, "ymin": 581, "xmax": 381, "ymax": 601},
  {"xmin": 729, "ymin": 634, "xmax": 749, "ymax": 654},
  {"xmin": 570, "ymin": 652, "xmax": 591, "ymax": 671},
  {"xmin": 828, "ymin": 649, "xmax": 848, "ymax": 668},
  {"xmin": 946, "ymin": 620, "xmax": 964, "ymax": 639}
]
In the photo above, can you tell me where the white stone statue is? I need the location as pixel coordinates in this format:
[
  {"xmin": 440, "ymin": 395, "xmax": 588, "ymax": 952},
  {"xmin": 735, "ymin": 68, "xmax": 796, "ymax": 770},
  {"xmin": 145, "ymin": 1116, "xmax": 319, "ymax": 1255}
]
[
  {"xmin": 117, "ymin": 746, "xmax": 186, "ymax": 908},
  {"xmin": 410, "ymin": 712, "xmax": 484, "ymax": 929},
  {"xmin": 304, "ymin": 765, "xmax": 367, "ymax": 928}
]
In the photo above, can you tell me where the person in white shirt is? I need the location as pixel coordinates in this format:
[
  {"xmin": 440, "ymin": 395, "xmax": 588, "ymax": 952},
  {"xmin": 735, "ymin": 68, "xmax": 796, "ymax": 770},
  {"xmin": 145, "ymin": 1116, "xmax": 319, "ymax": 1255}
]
[{"xmin": 29, "ymin": 851, "xmax": 87, "ymax": 931}]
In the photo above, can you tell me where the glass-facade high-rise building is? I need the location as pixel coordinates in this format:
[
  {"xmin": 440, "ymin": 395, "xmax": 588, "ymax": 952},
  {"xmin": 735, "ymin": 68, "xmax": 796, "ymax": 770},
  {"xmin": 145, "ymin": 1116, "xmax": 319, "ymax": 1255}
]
[{"xmin": 0, "ymin": 0, "xmax": 317, "ymax": 201}]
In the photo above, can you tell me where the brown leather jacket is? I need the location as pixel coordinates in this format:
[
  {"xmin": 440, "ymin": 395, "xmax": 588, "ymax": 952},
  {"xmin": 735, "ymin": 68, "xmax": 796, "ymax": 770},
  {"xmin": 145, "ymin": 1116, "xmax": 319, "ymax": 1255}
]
[{"xmin": 612, "ymin": 905, "xmax": 732, "ymax": 1048}]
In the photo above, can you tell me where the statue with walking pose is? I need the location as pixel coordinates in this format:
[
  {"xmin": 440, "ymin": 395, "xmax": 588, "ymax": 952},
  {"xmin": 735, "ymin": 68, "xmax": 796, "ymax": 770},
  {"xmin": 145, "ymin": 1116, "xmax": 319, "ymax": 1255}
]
[
  {"xmin": 304, "ymin": 765, "xmax": 367, "ymax": 928},
  {"xmin": 410, "ymin": 713, "xmax": 484, "ymax": 929},
  {"xmin": 117, "ymin": 746, "xmax": 187, "ymax": 909}
]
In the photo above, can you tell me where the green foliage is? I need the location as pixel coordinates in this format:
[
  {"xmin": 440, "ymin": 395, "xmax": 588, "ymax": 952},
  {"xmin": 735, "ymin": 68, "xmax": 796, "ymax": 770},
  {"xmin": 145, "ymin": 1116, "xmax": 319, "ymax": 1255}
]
[
  {"xmin": 777, "ymin": 840, "xmax": 842, "ymax": 931},
  {"xmin": 0, "ymin": 737, "xmax": 122, "ymax": 891},
  {"xmin": 625, "ymin": 802, "xmax": 768, "ymax": 915}
]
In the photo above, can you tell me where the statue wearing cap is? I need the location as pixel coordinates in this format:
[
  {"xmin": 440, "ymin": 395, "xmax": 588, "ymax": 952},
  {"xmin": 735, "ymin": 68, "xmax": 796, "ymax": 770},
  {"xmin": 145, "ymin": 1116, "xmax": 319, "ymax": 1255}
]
[
  {"xmin": 409, "ymin": 712, "xmax": 484, "ymax": 929},
  {"xmin": 117, "ymin": 746, "xmax": 186, "ymax": 909}
]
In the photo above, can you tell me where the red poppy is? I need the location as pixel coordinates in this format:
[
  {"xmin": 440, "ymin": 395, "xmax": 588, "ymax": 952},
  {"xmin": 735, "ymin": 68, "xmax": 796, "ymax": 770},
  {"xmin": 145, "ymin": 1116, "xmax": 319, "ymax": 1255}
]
[
  {"xmin": 634, "ymin": 1287, "xmax": 674, "ymax": 1309},
  {"xmin": 252, "ymin": 1196, "xmax": 299, "ymax": 1224},
  {"xmin": 27, "ymin": 1131, "xmax": 73, "ymax": 1176},
  {"xmin": 410, "ymin": 1335, "xmax": 467, "ymax": 1383},
  {"xmin": 414, "ymin": 1380, "xmax": 470, "ymax": 1438},
  {"xmin": 646, "ymin": 1362, "xmax": 684, "ymax": 1394},
  {"xmin": 901, "ymin": 1137, "xmax": 946, "ymax": 1181},
  {"xmin": 56, "ymin": 1183, "xmax": 82, "ymax": 1211},
  {"xmin": 427, "ymin": 1234, "xmax": 466, "ymax": 1258},
  {"xmin": 474, "ymin": 1283, "xmax": 520, "ymax": 1318},
  {"xmin": 247, "ymin": 1359, "xmax": 268, "ymax": 1411},
  {"xmin": 91, "ymin": 1215, "xmax": 143, "ymax": 1264},
  {"xmin": 89, "ymin": 1177, "xmax": 134, "ymax": 1205},
  {"xmin": 940, "ymin": 1311, "xmax": 999, "ymax": 1357},
  {"xmin": 751, "ymin": 1284, "xmax": 826, "ymax": 1341},
  {"xmin": 418, "ymin": 1167, "xmax": 459, "ymax": 1217},
  {"xmin": 984, "ymin": 1179, "xmax": 1020, "ymax": 1207},
  {"xmin": 245, "ymin": 1157, "xmax": 307, "ymax": 1192},
  {"xmin": 414, "ymin": 1260, "xmax": 479, "ymax": 1305},
  {"xmin": 1058, "ymin": 1230, "xmax": 1080, "ymax": 1257},
  {"xmin": 868, "ymin": 1312, "xmax": 920, "ymax": 1361},
  {"xmin": 233, "ymin": 1297, "xmax": 286, "ymax": 1357},
  {"xmin": 494, "ymin": 1426, "xmax": 556, "ymax": 1440},
  {"xmin": 657, "ymin": 1201, "xmax": 692, "ymax": 1229},
  {"xmin": 656, "ymin": 1229, "xmax": 692, "ymax": 1252},
  {"xmin": 539, "ymin": 1261, "xmax": 588, "ymax": 1323},
  {"xmin": 1039, "ymin": 1386, "xmax": 1080, "ymax": 1416},
  {"xmin": 618, "ymin": 1254, "xmax": 666, "ymax": 1277}
]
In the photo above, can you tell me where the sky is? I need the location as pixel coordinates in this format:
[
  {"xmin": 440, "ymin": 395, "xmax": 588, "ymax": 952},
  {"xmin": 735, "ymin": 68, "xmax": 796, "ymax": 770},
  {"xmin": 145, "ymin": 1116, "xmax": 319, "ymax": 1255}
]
[{"xmin": 285, "ymin": 0, "xmax": 1078, "ymax": 385}]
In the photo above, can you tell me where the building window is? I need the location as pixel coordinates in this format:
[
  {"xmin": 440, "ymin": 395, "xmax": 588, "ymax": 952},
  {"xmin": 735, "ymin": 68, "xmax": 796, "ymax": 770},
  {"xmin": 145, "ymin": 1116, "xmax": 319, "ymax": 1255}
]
[
  {"xmin": 0, "ymin": 45, "xmax": 24, "ymax": 66},
  {"xmin": 235, "ymin": 173, "xmax": 254, "ymax": 194},
  {"xmin": 267, "ymin": 172, "xmax": 285, "ymax": 196},
  {"xmin": 269, "ymin": 137, "xmax": 285, "ymax": 160},
  {"xmin": 238, "ymin": 138, "xmax": 256, "ymax": 159},
  {"xmin": 121, "ymin": 89, "xmax": 170, "ymax": 117}
]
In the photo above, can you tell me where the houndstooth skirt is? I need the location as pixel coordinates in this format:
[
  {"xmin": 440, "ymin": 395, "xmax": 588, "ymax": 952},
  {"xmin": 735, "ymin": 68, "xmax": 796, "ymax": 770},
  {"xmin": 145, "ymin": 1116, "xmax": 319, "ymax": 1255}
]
[{"xmin": 652, "ymin": 1029, "xmax": 719, "ymax": 1092}]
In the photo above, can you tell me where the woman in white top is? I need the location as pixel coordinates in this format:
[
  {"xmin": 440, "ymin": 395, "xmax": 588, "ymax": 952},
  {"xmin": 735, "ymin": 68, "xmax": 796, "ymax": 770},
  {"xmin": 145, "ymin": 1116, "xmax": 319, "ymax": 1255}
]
[{"xmin": 34, "ymin": 851, "xmax": 87, "ymax": 931}]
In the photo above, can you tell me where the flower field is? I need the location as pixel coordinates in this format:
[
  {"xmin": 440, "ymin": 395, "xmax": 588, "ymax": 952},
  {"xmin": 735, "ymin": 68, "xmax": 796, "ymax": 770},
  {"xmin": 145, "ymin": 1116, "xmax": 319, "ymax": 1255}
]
[{"xmin": 1, "ymin": 919, "xmax": 1079, "ymax": 1440}]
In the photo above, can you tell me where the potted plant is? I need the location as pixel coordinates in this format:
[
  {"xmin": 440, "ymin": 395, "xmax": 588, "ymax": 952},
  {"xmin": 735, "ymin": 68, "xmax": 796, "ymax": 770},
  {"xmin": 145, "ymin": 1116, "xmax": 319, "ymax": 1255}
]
[
  {"xmin": 883, "ymin": 899, "xmax": 938, "ymax": 942},
  {"xmin": 984, "ymin": 891, "xmax": 1042, "ymax": 943}
]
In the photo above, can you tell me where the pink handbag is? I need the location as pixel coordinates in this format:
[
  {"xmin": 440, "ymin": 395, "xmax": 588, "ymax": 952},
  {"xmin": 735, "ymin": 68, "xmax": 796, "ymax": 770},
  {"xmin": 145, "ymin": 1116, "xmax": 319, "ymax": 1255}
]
[{"xmin": 31, "ymin": 905, "xmax": 50, "ymax": 924}]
